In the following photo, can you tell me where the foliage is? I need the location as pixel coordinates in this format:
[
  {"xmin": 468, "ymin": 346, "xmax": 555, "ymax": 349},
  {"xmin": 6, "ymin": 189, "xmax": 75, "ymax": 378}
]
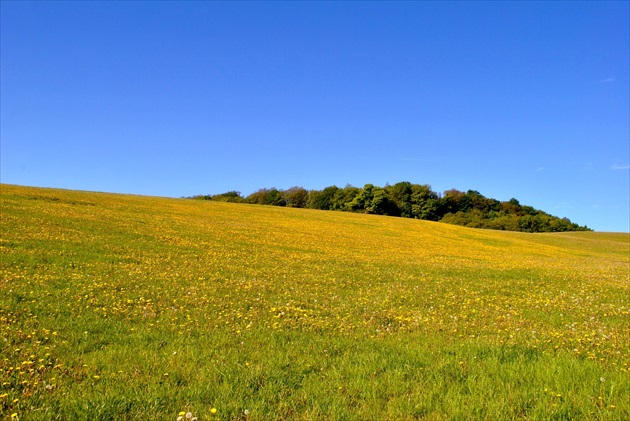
[
  {"xmin": 306, "ymin": 185, "xmax": 339, "ymax": 210},
  {"xmin": 200, "ymin": 182, "xmax": 591, "ymax": 232},
  {"xmin": 349, "ymin": 184, "xmax": 399, "ymax": 215},
  {"xmin": 282, "ymin": 186, "xmax": 308, "ymax": 208},
  {"xmin": 245, "ymin": 188, "xmax": 285, "ymax": 206},
  {"xmin": 187, "ymin": 191, "xmax": 244, "ymax": 203},
  {"xmin": 0, "ymin": 184, "xmax": 627, "ymax": 420}
]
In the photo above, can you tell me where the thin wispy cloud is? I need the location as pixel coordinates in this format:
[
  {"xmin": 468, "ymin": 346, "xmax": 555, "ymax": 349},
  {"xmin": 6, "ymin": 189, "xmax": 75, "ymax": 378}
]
[
  {"xmin": 592, "ymin": 204, "xmax": 621, "ymax": 210},
  {"xmin": 397, "ymin": 157, "xmax": 429, "ymax": 162},
  {"xmin": 535, "ymin": 167, "xmax": 545, "ymax": 172},
  {"xmin": 611, "ymin": 163, "xmax": 629, "ymax": 170},
  {"xmin": 555, "ymin": 202, "xmax": 574, "ymax": 210},
  {"xmin": 598, "ymin": 77, "xmax": 616, "ymax": 83}
]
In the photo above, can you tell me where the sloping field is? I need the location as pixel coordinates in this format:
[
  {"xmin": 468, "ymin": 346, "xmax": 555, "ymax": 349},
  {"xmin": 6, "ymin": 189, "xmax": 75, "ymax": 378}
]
[{"xmin": 1, "ymin": 184, "xmax": 628, "ymax": 420}]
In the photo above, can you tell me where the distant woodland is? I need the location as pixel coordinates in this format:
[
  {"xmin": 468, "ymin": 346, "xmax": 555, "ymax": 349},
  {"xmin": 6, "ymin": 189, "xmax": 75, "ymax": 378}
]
[{"xmin": 189, "ymin": 182, "xmax": 591, "ymax": 233}]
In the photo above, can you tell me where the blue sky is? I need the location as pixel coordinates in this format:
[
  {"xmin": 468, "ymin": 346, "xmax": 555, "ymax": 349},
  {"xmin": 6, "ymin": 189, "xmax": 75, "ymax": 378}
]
[{"xmin": 1, "ymin": 1, "xmax": 628, "ymax": 232}]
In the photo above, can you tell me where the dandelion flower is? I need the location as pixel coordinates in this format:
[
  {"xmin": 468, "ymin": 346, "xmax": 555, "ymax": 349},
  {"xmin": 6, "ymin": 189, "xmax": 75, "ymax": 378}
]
[{"xmin": 210, "ymin": 407, "xmax": 217, "ymax": 414}]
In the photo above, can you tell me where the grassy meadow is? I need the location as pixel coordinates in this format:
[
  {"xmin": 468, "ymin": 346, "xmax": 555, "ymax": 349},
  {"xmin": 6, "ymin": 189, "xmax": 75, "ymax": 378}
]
[{"xmin": 1, "ymin": 184, "xmax": 628, "ymax": 420}]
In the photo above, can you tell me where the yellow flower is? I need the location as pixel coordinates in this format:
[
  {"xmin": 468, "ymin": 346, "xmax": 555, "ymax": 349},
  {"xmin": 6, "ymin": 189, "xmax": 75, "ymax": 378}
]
[{"xmin": 210, "ymin": 407, "xmax": 217, "ymax": 414}]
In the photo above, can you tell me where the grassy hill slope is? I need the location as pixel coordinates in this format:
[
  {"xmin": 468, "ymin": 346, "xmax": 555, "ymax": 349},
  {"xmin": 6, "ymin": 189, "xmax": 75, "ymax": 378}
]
[{"xmin": 1, "ymin": 184, "xmax": 628, "ymax": 420}]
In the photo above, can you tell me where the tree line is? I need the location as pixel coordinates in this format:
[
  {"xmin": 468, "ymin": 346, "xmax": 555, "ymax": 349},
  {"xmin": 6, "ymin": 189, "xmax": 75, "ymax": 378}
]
[{"xmin": 188, "ymin": 182, "xmax": 591, "ymax": 233}]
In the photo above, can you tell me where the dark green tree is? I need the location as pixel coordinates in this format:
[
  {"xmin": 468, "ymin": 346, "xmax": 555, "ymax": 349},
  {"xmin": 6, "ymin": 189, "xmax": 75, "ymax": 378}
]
[
  {"xmin": 211, "ymin": 191, "xmax": 244, "ymax": 203},
  {"xmin": 386, "ymin": 181, "xmax": 414, "ymax": 218},
  {"xmin": 410, "ymin": 184, "xmax": 440, "ymax": 220},
  {"xmin": 332, "ymin": 185, "xmax": 361, "ymax": 211},
  {"xmin": 349, "ymin": 184, "xmax": 374, "ymax": 212},
  {"xmin": 308, "ymin": 186, "xmax": 340, "ymax": 210},
  {"xmin": 441, "ymin": 189, "xmax": 466, "ymax": 214},
  {"xmin": 194, "ymin": 181, "xmax": 591, "ymax": 233},
  {"xmin": 283, "ymin": 186, "xmax": 308, "ymax": 208},
  {"xmin": 246, "ymin": 188, "xmax": 286, "ymax": 206}
]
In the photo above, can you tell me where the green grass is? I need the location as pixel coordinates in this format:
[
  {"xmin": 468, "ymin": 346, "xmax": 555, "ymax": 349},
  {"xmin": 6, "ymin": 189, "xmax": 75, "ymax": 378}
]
[{"xmin": 1, "ymin": 184, "xmax": 628, "ymax": 420}]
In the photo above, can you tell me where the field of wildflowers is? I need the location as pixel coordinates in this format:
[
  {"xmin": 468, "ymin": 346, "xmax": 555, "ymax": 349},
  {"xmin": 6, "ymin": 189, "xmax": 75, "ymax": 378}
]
[{"xmin": 1, "ymin": 184, "xmax": 628, "ymax": 420}]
